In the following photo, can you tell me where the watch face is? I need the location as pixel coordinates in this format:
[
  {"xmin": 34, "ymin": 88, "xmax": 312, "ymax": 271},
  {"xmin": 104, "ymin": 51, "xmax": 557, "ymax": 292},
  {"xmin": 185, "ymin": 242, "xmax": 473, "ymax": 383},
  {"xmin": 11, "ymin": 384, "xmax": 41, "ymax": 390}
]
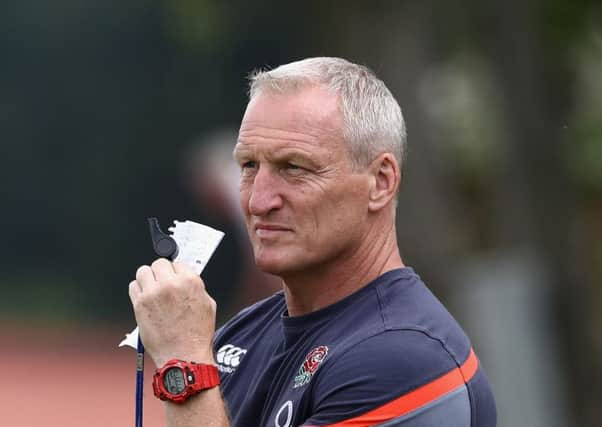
[{"xmin": 163, "ymin": 367, "xmax": 186, "ymax": 395}]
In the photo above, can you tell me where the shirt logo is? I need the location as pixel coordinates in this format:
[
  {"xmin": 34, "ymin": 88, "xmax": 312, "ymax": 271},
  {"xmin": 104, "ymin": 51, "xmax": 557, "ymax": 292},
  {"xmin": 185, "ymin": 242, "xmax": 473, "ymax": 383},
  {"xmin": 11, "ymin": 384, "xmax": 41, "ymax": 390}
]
[
  {"xmin": 293, "ymin": 345, "xmax": 329, "ymax": 388},
  {"xmin": 216, "ymin": 344, "xmax": 247, "ymax": 373}
]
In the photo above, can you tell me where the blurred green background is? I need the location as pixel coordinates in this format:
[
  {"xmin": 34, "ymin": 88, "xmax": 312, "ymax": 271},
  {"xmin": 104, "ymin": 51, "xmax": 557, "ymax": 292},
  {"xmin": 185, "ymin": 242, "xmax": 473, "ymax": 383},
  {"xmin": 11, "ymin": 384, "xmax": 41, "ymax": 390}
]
[{"xmin": 1, "ymin": 1, "xmax": 601, "ymax": 426}]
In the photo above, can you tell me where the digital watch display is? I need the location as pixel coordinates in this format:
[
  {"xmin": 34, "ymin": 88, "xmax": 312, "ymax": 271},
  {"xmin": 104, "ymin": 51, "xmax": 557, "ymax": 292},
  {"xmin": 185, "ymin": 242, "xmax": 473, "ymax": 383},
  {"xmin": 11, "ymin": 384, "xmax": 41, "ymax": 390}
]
[
  {"xmin": 164, "ymin": 367, "xmax": 188, "ymax": 395},
  {"xmin": 152, "ymin": 359, "xmax": 220, "ymax": 403}
]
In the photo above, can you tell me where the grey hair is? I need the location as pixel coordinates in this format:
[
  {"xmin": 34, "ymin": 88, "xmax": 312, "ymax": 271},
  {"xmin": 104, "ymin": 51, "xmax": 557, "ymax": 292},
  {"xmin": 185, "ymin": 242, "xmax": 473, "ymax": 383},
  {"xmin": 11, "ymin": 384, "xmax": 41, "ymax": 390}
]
[{"xmin": 248, "ymin": 57, "xmax": 406, "ymax": 171}]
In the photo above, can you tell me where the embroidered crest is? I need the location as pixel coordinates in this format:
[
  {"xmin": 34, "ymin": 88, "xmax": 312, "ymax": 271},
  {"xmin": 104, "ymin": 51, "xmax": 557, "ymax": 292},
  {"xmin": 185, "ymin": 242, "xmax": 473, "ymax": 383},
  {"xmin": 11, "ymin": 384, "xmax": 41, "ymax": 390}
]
[{"xmin": 293, "ymin": 346, "xmax": 329, "ymax": 388}]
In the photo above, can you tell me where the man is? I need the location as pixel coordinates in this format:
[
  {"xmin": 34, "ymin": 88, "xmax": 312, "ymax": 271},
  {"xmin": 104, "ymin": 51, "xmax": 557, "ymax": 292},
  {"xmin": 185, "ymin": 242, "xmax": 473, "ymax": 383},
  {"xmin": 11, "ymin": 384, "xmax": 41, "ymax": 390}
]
[{"xmin": 129, "ymin": 57, "xmax": 497, "ymax": 426}]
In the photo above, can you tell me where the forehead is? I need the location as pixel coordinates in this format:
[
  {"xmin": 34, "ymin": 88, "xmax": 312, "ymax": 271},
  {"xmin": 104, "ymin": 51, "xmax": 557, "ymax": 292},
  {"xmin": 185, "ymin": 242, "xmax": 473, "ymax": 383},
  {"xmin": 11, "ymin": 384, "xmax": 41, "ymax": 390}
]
[{"xmin": 235, "ymin": 86, "xmax": 346, "ymax": 158}]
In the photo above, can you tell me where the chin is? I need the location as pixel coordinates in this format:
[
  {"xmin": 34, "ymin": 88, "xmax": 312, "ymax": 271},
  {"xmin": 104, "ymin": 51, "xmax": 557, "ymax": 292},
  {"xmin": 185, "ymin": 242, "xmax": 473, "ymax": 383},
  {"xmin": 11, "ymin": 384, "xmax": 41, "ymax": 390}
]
[
  {"xmin": 253, "ymin": 250, "xmax": 305, "ymax": 277},
  {"xmin": 254, "ymin": 257, "xmax": 289, "ymax": 276}
]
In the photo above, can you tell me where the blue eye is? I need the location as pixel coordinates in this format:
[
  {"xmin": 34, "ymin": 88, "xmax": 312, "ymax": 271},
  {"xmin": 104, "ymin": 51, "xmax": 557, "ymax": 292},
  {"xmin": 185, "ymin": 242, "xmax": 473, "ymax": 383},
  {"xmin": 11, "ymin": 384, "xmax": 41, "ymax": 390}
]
[{"xmin": 241, "ymin": 161, "xmax": 257, "ymax": 169}]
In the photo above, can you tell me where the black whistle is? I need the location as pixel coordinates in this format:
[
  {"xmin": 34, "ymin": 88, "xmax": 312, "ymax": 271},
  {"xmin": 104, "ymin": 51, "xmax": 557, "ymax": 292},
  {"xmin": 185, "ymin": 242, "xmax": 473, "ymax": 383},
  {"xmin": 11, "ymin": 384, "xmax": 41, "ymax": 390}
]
[{"xmin": 148, "ymin": 217, "xmax": 179, "ymax": 259}]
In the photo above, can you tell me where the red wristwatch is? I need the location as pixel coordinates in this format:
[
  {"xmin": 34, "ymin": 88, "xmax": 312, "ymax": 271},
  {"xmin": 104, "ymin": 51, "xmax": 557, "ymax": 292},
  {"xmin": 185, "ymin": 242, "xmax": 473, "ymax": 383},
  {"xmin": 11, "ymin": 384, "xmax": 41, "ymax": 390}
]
[{"xmin": 152, "ymin": 359, "xmax": 220, "ymax": 404}]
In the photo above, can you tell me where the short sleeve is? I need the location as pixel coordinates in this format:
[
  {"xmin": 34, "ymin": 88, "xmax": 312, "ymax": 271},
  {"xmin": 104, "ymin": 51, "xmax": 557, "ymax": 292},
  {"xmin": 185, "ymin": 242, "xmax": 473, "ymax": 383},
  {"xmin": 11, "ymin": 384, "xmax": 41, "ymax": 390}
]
[{"xmin": 302, "ymin": 329, "xmax": 474, "ymax": 426}]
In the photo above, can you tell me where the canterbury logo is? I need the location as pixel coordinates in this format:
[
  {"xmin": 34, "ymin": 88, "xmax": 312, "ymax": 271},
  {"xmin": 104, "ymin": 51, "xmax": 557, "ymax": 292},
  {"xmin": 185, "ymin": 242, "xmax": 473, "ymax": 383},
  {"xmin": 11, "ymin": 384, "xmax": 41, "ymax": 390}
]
[{"xmin": 216, "ymin": 344, "xmax": 247, "ymax": 373}]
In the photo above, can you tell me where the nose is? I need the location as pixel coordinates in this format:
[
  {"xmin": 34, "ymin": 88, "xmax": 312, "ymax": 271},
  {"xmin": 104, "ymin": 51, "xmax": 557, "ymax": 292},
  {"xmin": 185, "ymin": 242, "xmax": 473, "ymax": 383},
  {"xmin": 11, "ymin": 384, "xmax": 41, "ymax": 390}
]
[{"xmin": 247, "ymin": 166, "xmax": 283, "ymax": 216}]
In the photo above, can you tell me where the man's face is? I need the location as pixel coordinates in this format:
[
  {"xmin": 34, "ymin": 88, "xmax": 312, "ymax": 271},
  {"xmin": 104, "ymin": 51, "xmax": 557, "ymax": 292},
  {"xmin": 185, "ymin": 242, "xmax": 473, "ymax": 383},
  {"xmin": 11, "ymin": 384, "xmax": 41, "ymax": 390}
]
[{"xmin": 234, "ymin": 86, "xmax": 371, "ymax": 276}]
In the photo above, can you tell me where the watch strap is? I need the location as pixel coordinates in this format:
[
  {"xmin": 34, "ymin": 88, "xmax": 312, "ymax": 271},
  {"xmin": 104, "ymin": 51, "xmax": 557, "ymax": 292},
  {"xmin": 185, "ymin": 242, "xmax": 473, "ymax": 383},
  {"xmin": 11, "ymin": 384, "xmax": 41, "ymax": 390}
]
[{"xmin": 192, "ymin": 362, "xmax": 221, "ymax": 389}]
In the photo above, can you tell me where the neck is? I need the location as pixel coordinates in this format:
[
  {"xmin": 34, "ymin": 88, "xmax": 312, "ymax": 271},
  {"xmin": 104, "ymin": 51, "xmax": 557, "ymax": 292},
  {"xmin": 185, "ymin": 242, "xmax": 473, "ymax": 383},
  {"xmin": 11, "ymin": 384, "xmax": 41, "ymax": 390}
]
[{"xmin": 282, "ymin": 218, "xmax": 404, "ymax": 317}]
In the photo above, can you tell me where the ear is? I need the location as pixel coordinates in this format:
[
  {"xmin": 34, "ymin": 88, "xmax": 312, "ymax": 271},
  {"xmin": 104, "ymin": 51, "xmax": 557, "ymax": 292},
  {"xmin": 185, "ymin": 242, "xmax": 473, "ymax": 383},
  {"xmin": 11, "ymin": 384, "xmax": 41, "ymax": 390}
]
[{"xmin": 367, "ymin": 153, "xmax": 400, "ymax": 212}]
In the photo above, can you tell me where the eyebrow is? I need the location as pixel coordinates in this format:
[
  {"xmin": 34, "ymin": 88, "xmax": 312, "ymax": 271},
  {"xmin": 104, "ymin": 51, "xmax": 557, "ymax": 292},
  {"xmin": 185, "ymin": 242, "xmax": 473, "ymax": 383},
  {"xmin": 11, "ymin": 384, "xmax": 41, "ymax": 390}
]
[
  {"xmin": 233, "ymin": 145, "xmax": 322, "ymax": 169},
  {"xmin": 232, "ymin": 144, "xmax": 253, "ymax": 163}
]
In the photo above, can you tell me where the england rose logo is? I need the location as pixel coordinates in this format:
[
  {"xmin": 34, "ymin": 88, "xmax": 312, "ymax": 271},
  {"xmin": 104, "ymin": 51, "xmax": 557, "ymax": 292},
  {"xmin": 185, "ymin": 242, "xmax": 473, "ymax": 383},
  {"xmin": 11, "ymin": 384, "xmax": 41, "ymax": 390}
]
[{"xmin": 294, "ymin": 346, "xmax": 329, "ymax": 388}]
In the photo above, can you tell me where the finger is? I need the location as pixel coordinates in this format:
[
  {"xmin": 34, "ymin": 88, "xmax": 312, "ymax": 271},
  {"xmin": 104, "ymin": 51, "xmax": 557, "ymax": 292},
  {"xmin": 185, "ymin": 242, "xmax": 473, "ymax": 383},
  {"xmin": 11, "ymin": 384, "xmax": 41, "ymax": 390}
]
[
  {"xmin": 172, "ymin": 261, "xmax": 197, "ymax": 278},
  {"xmin": 128, "ymin": 280, "xmax": 141, "ymax": 303},
  {"xmin": 151, "ymin": 258, "xmax": 177, "ymax": 283},
  {"xmin": 135, "ymin": 265, "xmax": 156, "ymax": 291},
  {"xmin": 172, "ymin": 262, "xmax": 205, "ymax": 287}
]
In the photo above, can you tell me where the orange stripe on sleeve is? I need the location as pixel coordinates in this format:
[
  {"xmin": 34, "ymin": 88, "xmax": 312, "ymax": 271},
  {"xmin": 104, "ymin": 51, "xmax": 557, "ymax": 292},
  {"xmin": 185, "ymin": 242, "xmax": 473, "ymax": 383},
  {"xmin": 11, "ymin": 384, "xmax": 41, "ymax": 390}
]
[{"xmin": 311, "ymin": 348, "xmax": 479, "ymax": 427}]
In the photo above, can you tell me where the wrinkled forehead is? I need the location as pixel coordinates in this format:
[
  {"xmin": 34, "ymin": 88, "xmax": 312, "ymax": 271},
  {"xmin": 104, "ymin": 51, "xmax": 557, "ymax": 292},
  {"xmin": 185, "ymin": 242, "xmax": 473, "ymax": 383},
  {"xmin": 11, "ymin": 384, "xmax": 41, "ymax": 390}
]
[{"xmin": 240, "ymin": 85, "xmax": 344, "ymax": 139}]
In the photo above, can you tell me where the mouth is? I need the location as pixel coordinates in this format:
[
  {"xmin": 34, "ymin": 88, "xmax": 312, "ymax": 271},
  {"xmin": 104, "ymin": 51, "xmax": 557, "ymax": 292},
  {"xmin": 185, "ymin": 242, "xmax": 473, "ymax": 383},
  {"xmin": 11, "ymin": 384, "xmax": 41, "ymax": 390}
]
[{"xmin": 254, "ymin": 223, "xmax": 292, "ymax": 238}]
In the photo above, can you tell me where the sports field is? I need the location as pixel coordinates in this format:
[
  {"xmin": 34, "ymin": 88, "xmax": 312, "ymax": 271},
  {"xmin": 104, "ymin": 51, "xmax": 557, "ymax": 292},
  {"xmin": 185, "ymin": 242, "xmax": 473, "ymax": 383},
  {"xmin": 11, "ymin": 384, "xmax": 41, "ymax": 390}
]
[{"xmin": 1, "ymin": 325, "xmax": 165, "ymax": 427}]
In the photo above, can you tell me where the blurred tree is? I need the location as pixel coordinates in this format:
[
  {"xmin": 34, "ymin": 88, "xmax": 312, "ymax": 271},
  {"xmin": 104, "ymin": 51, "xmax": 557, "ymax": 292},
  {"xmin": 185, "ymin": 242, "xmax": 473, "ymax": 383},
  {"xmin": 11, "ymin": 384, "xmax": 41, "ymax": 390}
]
[
  {"xmin": 0, "ymin": 0, "xmax": 302, "ymax": 322},
  {"xmin": 295, "ymin": 0, "xmax": 601, "ymax": 424}
]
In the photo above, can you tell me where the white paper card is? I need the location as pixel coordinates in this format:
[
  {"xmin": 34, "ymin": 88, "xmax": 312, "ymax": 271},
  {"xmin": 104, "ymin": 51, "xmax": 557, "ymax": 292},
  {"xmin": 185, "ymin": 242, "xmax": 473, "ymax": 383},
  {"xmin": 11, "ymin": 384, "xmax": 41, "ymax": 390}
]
[{"xmin": 118, "ymin": 220, "xmax": 224, "ymax": 349}]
